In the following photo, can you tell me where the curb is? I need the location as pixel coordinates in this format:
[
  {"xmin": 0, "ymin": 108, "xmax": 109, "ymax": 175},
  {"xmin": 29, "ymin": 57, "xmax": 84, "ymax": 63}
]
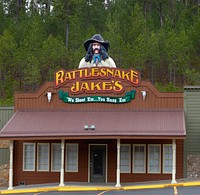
[{"xmin": 1, "ymin": 181, "xmax": 200, "ymax": 194}]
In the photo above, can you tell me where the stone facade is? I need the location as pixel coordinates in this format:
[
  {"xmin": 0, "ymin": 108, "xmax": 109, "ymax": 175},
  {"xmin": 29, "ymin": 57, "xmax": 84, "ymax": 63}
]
[
  {"xmin": 187, "ymin": 155, "xmax": 200, "ymax": 178},
  {"xmin": 0, "ymin": 164, "xmax": 9, "ymax": 187},
  {"xmin": 0, "ymin": 140, "xmax": 9, "ymax": 187},
  {"xmin": 0, "ymin": 140, "xmax": 9, "ymax": 148}
]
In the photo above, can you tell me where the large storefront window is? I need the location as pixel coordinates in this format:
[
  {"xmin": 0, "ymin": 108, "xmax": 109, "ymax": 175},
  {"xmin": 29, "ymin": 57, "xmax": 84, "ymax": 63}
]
[
  {"xmin": 120, "ymin": 144, "xmax": 131, "ymax": 173},
  {"xmin": 23, "ymin": 143, "xmax": 35, "ymax": 171},
  {"xmin": 148, "ymin": 145, "xmax": 161, "ymax": 173},
  {"xmin": 51, "ymin": 143, "xmax": 61, "ymax": 171},
  {"xmin": 133, "ymin": 144, "xmax": 146, "ymax": 173},
  {"xmin": 66, "ymin": 144, "xmax": 78, "ymax": 172},
  {"xmin": 163, "ymin": 144, "xmax": 173, "ymax": 173},
  {"xmin": 37, "ymin": 143, "xmax": 50, "ymax": 171}
]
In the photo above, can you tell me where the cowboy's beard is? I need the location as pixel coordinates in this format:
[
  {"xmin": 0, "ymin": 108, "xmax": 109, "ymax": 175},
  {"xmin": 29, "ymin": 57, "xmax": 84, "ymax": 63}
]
[{"xmin": 93, "ymin": 48, "xmax": 100, "ymax": 54}]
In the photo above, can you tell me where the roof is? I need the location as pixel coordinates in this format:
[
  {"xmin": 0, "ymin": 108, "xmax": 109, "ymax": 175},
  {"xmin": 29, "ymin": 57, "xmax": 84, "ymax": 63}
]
[{"xmin": 0, "ymin": 109, "xmax": 186, "ymax": 140}]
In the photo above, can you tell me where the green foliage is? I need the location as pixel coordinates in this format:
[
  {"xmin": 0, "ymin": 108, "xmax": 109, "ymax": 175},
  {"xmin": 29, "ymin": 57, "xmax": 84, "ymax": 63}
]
[
  {"xmin": 0, "ymin": 0, "xmax": 200, "ymax": 103},
  {"xmin": 155, "ymin": 82, "xmax": 182, "ymax": 92}
]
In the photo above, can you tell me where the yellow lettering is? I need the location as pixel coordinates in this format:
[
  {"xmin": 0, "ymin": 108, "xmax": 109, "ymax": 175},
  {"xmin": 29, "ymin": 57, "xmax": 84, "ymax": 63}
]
[
  {"xmin": 106, "ymin": 68, "xmax": 114, "ymax": 77},
  {"xmin": 64, "ymin": 72, "xmax": 72, "ymax": 81},
  {"xmin": 71, "ymin": 82, "xmax": 79, "ymax": 93},
  {"xmin": 122, "ymin": 71, "xmax": 130, "ymax": 82},
  {"xmin": 84, "ymin": 69, "xmax": 92, "ymax": 78},
  {"xmin": 91, "ymin": 68, "xmax": 100, "ymax": 77},
  {"xmin": 102, "ymin": 81, "xmax": 112, "ymax": 91},
  {"xmin": 55, "ymin": 70, "xmax": 64, "ymax": 87},
  {"xmin": 100, "ymin": 68, "xmax": 107, "ymax": 77},
  {"xmin": 113, "ymin": 81, "xmax": 123, "ymax": 93},
  {"xmin": 80, "ymin": 82, "xmax": 90, "ymax": 91},
  {"xmin": 130, "ymin": 70, "xmax": 139, "ymax": 84},
  {"xmin": 114, "ymin": 70, "xmax": 122, "ymax": 79},
  {"xmin": 91, "ymin": 82, "xmax": 101, "ymax": 91}
]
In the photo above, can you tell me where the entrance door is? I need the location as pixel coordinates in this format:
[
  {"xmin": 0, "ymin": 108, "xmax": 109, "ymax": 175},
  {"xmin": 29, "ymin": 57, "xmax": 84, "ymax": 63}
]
[{"xmin": 90, "ymin": 145, "xmax": 106, "ymax": 183}]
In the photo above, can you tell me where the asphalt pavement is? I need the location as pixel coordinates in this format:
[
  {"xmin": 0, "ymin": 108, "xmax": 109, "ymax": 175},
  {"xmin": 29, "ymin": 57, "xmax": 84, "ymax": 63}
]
[{"xmin": 1, "ymin": 178, "xmax": 200, "ymax": 194}]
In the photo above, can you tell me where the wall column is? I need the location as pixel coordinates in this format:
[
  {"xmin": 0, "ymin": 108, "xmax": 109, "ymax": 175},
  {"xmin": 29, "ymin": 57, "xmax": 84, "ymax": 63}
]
[
  {"xmin": 171, "ymin": 139, "xmax": 177, "ymax": 184},
  {"xmin": 115, "ymin": 139, "xmax": 121, "ymax": 187},
  {"xmin": 59, "ymin": 139, "xmax": 65, "ymax": 186},
  {"xmin": 8, "ymin": 140, "xmax": 13, "ymax": 190}
]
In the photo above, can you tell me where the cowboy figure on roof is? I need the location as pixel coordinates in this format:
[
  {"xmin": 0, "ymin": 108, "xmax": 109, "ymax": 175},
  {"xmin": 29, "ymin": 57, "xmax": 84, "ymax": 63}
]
[{"xmin": 79, "ymin": 34, "xmax": 116, "ymax": 68}]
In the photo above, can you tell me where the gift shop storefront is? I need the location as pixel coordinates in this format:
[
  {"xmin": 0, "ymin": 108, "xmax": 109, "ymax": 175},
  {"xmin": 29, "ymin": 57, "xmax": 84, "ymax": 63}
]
[{"xmin": 0, "ymin": 67, "xmax": 186, "ymax": 188}]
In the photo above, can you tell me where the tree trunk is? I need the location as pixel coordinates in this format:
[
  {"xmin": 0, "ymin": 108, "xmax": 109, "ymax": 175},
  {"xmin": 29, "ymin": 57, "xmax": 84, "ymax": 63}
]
[
  {"xmin": 143, "ymin": 0, "xmax": 147, "ymax": 20},
  {"xmin": 159, "ymin": 2, "xmax": 163, "ymax": 27},
  {"xmin": 66, "ymin": 21, "xmax": 69, "ymax": 49},
  {"xmin": 46, "ymin": 0, "xmax": 52, "ymax": 13},
  {"xmin": 173, "ymin": 65, "xmax": 176, "ymax": 86}
]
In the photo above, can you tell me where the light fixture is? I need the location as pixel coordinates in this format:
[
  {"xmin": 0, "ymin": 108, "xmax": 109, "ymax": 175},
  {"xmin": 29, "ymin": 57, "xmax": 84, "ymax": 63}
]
[
  {"xmin": 141, "ymin": 91, "xmax": 147, "ymax": 101},
  {"xmin": 84, "ymin": 125, "xmax": 89, "ymax": 130},
  {"xmin": 84, "ymin": 125, "xmax": 95, "ymax": 130},
  {"xmin": 47, "ymin": 92, "xmax": 52, "ymax": 102},
  {"xmin": 90, "ymin": 125, "xmax": 95, "ymax": 130}
]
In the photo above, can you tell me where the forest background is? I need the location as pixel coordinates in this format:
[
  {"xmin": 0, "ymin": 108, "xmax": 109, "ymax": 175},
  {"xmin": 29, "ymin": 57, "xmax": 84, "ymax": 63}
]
[{"xmin": 0, "ymin": 0, "xmax": 200, "ymax": 105}]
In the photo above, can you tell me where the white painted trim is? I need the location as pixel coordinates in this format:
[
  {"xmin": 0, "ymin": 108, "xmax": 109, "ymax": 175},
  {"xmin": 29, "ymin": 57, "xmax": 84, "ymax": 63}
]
[
  {"xmin": 163, "ymin": 144, "xmax": 173, "ymax": 174},
  {"xmin": 148, "ymin": 144, "xmax": 161, "ymax": 174},
  {"xmin": 132, "ymin": 144, "xmax": 146, "ymax": 173},
  {"xmin": 37, "ymin": 143, "xmax": 50, "ymax": 171},
  {"xmin": 59, "ymin": 139, "xmax": 65, "ymax": 186},
  {"xmin": 65, "ymin": 143, "xmax": 79, "ymax": 172},
  {"xmin": 23, "ymin": 143, "xmax": 36, "ymax": 171},
  {"xmin": 115, "ymin": 139, "xmax": 121, "ymax": 187},
  {"xmin": 8, "ymin": 140, "xmax": 13, "ymax": 190},
  {"xmin": 171, "ymin": 139, "xmax": 177, "ymax": 184},
  {"xmin": 51, "ymin": 143, "xmax": 61, "ymax": 172},
  {"xmin": 120, "ymin": 144, "xmax": 131, "ymax": 173}
]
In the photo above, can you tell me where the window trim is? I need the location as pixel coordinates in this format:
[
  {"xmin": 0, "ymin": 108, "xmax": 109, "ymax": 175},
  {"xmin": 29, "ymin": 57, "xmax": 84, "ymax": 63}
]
[
  {"xmin": 132, "ymin": 144, "xmax": 146, "ymax": 173},
  {"xmin": 120, "ymin": 144, "xmax": 131, "ymax": 173},
  {"xmin": 148, "ymin": 144, "xmax": 161, "ymax": 174},
  {"xmin": 51, "ymin": 143, "xmax": 61, "ymax": 172},
  {"xmin": 37, "ymin": 143, "xmax": 50, "ymax": 172},
  {"xmin": 163, "ymin": 144, "xmax": 173, "ymax": 174},
  {"xmin": 65, "ymin": 143, "xmax": 79, "ymax": 172},
  {"xmin": 23, "ymin": 143, "xmax": 36, "ymax": 171}
]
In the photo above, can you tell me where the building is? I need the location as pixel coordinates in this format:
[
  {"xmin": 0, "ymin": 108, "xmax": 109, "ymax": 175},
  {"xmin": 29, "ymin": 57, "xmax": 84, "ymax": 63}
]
[
  {"xmin": 0, "ymin": 107, "xmax": 14, "ymax": 187},
  {"xmin": 0, "ymin": 67, "xmax": 186, "ymax": 189},
  {"xmin": 184, "ymin": 86, "xmax": 200, "ymax": 178}
]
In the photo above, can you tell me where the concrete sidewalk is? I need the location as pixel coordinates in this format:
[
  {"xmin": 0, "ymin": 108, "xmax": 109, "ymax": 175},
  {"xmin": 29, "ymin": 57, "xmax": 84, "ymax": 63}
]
[{"xmin": 1, "ymin": 179, "xmax": 200, "ymax": 194}]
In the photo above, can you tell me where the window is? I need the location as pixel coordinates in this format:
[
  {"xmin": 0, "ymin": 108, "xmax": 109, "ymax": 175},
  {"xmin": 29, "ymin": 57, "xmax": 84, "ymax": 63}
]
[
  {"xmin": 163, "ymin": 144, "xmax": 173, "ymax": 173},
  {"xmin": 51, "ymin": 143, "xmax": 61, "ymax": 171},
  {"xmin": 37, "ymin": 143, "xmax": 49, "ymax": 171},
  {"xmin": 133, "ymin": 145, "xmax": 146, "ymax": 173},
  {"xmin": 120, "ymin": 144, "xmax": 131, "ymax": 173},
  {"xmin": 148, "ymin": 145, "xmax": 161, "ymax": 173},
  {"xmin": 23, "ymin": 143, "xmax": 35, "ymax": 171},
  {"xmin": 0, "ymin": 148, "xmax": 9, "ymax": 164},
  {"xmin": 66, "ymin": 144, "xmax": 78, "ymax": 172}
]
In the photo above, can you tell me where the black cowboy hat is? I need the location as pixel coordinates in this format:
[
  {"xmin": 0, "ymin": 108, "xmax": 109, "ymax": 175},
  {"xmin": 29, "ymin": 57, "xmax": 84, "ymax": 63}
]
[{"xmin": 84, "ymin": 34, "xmax": 110, "ymax": 51}]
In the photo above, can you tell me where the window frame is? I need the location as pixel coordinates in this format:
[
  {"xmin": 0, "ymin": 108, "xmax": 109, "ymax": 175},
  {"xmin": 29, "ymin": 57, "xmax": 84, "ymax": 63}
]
[
  {"xmin": 132, "ymin": 144, "xmax": 146, "ymax": 173},
  {"xmin": 148, "ymin": 144, "xmax": 161, "ymax": 174},
  {"xmin": 163, "ymin": 144, "xmax": 173, "ymax": 174},
  {"xmin": 37, "ymin": 143, "xmax": 50, "ymax": 172},
  {"xmin": 65, "ymin": 143, "xmax": 79, "ymax": 172},
  {"xmin": 120, "ymin": 144, "xmax": 131, "ymax": 173},
  {"xmin": 23, "ymin": 143, "xmax": 36, "ymax": 171},
  {"xmin": 51, "ymin": 143, "xmax": 61, "ymax": 172}
]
